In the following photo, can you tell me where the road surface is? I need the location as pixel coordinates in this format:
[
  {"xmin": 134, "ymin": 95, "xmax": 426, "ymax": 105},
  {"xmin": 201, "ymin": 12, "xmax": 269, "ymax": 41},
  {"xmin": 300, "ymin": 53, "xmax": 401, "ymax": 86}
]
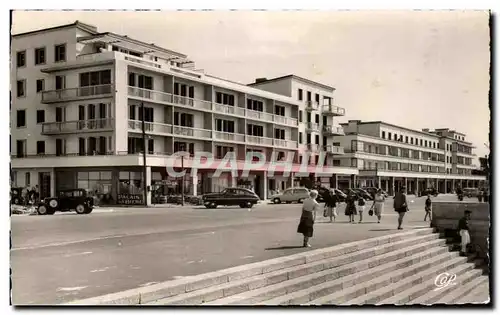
[{"xmin": 11, "ymin": 194, "xmax": 460, "ymax": 305}]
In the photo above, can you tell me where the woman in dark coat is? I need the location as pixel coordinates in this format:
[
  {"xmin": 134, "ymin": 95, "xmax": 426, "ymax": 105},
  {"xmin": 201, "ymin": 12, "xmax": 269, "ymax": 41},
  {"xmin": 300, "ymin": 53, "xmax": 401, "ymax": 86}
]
[
  {"xmin": 297, "ymin": 190, "xmax": 320, "ymax": 247},
  {"xmin": 345, "ymin": 192, "xmax": 358, "ymax": 223},
  {"xmin": 325, "ymin": 190, "xmax": 338, "ymax": 222}
]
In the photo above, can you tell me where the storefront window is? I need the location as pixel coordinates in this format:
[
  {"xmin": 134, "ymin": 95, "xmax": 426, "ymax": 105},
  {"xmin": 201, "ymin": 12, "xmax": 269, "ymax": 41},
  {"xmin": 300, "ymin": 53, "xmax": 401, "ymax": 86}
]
[
  {"xmin": 77, "ymin": 171, "xmax": 113, "ymax": 205},
  {"xmin": 119, "ymin": 171, "xmax": 143, "ymax": 195}
]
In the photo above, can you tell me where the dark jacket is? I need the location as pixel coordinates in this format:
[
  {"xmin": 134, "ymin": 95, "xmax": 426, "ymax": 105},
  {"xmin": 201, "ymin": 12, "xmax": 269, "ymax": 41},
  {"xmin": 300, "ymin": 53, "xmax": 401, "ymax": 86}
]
[
  {"xmin": 458, "ymin": 217, "xmax": 469, "ymax": 230},
  {"xmin": 425, "ymin": 198, "xmax": 432, "ymax": 209},
  {"xmin": 393, "ymin": 192, "xmax": 408, "ymax": 212},
  {"xmin": 325, "ymin": 192, "xmax": 337, "ymax": 208}
]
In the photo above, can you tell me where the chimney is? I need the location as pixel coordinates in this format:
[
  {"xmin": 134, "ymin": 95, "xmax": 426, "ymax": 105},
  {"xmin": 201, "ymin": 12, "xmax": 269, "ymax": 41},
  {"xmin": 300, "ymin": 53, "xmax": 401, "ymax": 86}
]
[{"xmin": 255, "ymin": 78, "xmax": 267, "ymax": 84}]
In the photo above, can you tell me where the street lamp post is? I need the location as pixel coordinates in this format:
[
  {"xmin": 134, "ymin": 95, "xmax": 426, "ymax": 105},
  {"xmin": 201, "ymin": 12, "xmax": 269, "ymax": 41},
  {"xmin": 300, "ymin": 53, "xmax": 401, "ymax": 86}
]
[
  {"xmin": 141, "ymin": 102, "xmax": 148, "ymax": 207},
  {"xmin": 181, "ymin": 155, "xmax": 185, "ymax": 206}
]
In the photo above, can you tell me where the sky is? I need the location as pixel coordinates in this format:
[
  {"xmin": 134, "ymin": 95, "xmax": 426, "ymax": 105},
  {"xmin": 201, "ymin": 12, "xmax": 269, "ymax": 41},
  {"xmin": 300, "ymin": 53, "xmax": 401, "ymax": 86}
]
[{"xmin": 11, "ymin": 10, "xmax": 491, "ymax": 162}]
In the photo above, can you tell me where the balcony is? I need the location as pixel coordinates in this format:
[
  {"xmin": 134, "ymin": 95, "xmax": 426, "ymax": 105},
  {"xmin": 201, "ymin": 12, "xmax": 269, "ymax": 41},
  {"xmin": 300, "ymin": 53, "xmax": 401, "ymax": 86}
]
[
  {"xmin": 128, "ymin": 120, "xmax": 212, "ymax": 140},
  {"xmin": 214, "ymin": 131, "xmax": 245, "ymax": 143},
  {"xmin": 322, "ymin": 104, "xmax": 345, "ymax": 116},
  {"xmin": 305, "ymin": 101, "xmax": 319, "ymax": 111},
  {"xmin": 41, "ymin": 84, "xmax": 113, "ymax": 103},
  {"xmin": 273, "ymin": 115, "xmax": 298, "ymax": 126},
  {"xmin": 214, "ymin": 103, "xmax": 245, "ymax": 116},
  {"xmin": 246, "ymin": 109, "xmax": 274, "ymax": 122},
  {"xmin": 273, "ymin": 139, "xmax": 298, "ymax": 149},
  {"xmin": 305, "ymin": 122, "xmax": 320, "ymax": 132},
  {"xmin": 323, "ymin": 125, "xmax": 344, "ymax": 136},
  {"xmin": 247, "ymin": 135, "xmax": 274, "ymax": 146},
  {"xmin": 324, "ymin": 145, "xmax": 345, "ymax": 155},
  {"xmin": 41, "ymin": 119, "xmax": 114, "ymax": 135}
]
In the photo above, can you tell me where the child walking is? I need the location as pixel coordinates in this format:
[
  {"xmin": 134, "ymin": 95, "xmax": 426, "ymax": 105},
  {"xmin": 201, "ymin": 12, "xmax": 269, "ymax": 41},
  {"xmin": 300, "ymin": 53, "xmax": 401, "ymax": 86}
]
[
  {"xmin": 424, "ymin": 195, "xmax": 432, "ymax": 221},
  {"xmin": 458, "ymin": 210, "xmax": 472, "ymax": 256},
  {"xmin": 357, "ymin": 196, "xmax": 366, "ymax": 223}
]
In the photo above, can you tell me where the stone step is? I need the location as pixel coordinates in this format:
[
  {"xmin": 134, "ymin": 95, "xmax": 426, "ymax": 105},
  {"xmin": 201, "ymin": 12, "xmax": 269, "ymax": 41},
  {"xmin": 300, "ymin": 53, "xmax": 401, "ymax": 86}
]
[
  {"xmin": 339, "ymin": 253, "xmax": 470, "ymax": 305},
  {"xmin": 459, "ymin": 278, "xmax": 490, "ymax": 304},
  {"xmin": 256, "ymin": 242, "xmax": 448, "ymax": 306},
  {"xmin": 435, "ymin": 274, "xmax": 489, "ymax": 304},
  {"xmin": 408, "ymin": 268, "xmax": 483, "ymax": 304},
  {"xmin": 67, "ymin": 228, "xmax": 433, "ymax": 305},
  {"xmin": 376, "ymin": 256, "xmax": 477, "ymax": 305},
  {"xmin": 150, "ymin": 233, "xmax": 441, "ymax": 305}
]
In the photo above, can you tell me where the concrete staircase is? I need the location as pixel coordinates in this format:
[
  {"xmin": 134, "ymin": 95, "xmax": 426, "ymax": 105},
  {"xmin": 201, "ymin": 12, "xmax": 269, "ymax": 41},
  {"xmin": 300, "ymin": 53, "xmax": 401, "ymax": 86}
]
[{"xmin": 68, "ymin": 228, "xmax": 489, "ymax": 306}]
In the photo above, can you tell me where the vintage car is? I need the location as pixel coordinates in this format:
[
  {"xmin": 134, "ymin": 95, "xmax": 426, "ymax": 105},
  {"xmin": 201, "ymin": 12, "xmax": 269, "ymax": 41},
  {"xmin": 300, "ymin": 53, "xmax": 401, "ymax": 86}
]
[
  {"xmin": 202, "ymin": 187, "xmax": 260, "ymax": 209},
  {"xmin": 37, "ymin": 189, "xmax": 94, "ymax": 215},
  {"xmin": 270, "ymin": 187, "xmax": 310, "ymax": 204},
  {"xmin": 10, "ymin": 188, "xmax": 24, "ymax": 205},
  {"xmin": 421, "ymin": 187, "xmax": 439, "ymax": 197}
]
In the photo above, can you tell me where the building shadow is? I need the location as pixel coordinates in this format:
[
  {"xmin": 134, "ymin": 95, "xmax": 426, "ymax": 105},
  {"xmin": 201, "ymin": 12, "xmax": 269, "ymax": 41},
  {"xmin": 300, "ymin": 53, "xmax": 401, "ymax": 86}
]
[
  {"xmin": 265, "ymin": 246, "xmax": 305, "ymax": 250},
  {"xmin": 369, "ymin": 229, "xmax": 393, "ymax": 232}
]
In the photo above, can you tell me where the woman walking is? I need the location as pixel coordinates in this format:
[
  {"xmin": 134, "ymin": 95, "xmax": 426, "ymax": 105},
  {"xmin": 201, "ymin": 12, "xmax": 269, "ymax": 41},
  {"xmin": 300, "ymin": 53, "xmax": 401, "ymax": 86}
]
[
  {"xmin": 393, "ymin": 187, "xmax": 409, "ymax": 230},
  {"xmin": 357, "ymin": 196, "xmax": 366, "ymax": 223},
  {"xmin": 424, "ymin": 194, "xmax": 432, "ymax": 221},
  {"xmin": 345, "ymin": 192, "xmax": 358, "ymax": 223},
  {"xmin": 297, "ymin": 190, "xmax": 320, "ymax": 247},
  {"xmin": 370, "ymin": 189, "xmax": 386, "ymax": 223},
  {"xmin": 325, "ymin": 189, "xmax": 338, "ymax": 222}
]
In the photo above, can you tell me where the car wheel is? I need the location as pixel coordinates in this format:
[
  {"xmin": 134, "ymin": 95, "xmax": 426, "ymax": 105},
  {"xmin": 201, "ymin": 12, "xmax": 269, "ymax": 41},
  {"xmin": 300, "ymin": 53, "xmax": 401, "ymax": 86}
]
[
  {"xmin": 239, "ymin": 204, "xmax": 246, "ymax": 208},
  {"xmin": 37, "ymin": 205, "xmax": 48, "ymax": 215},
  {"xmin": 246, "ymin": 201, "xmax": 253, "ymax": 208},
  {"xmin": 13, "ymin": 198, "xmax": 19, "ymax": 205},
  {"xmin": 209, "ymin": 202, "xmax": 217, "ymax": 209},
  {"xmin": 75, "ymin": 204, "xmax": 86, "ymax": 214},
  {"xmin": 47, "ymin": 208, "xmax": 56, "ymax": 215},
  {"xmin": 273, "ymin": 198, "xmax": 281, "ymax": 204},
  {"xmin": 298, "ymin": 198, "xmax": 304, "ymax": 203}
]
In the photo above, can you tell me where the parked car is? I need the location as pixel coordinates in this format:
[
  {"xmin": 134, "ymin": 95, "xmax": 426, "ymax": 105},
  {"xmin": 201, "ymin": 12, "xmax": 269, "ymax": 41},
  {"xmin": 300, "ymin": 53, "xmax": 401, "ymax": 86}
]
[
  {"xmin": 10, "ymin": 188, "xmax": 24, "ymax": 205},
  {"xmin": 352, "ymin": 188, "xmax": 373, "ymax": 200},
  {"xmin": 270, "ymin": 187, "xmax": 310, "ymax": 204},
  {"xmin": 202, "ymin": 188, "xmax": 260, "ymax": 209},
  {"xmin": 333, "ymin": 189, "xmax": 347, "ymax": 203},
  {"xmin": 362, "ymin": 187, "xmax": 389, "ymax": 198},
  {"xmin": 36, "ymin": 189, "xmax": 94, "ymax": 215},
  {"xmin": 463, "ymin": 188, "xmax": 480, "ymax": 198},
  {"xmin": 421, "ymin": 188, "xmax": 439, "ymax": 197}
]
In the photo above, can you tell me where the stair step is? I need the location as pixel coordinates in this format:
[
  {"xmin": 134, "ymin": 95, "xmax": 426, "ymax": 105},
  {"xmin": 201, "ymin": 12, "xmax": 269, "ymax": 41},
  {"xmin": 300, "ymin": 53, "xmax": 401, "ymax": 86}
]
[
  {"xmin": 409, "ymin": 268, "xmax": 483, "ymax": 304},
  {"xmin": 435, "ymin": 274, "xmax": 489, "ymax": 304},
  {"xmin": 460, "ymin": 279, "xmax": 490, "ymax": 304},
  {"xmin": 377, "ymin": 255, "xmax": 477, "ymax": 305},
  {"xmin": 339, "ymin": 253, "xmax": 467, "ymax": 305},
  {"xmin": 256, "ymin": 241, "xmax": 448, "ymax": 306},
  {"xmin": 150, "ymin": 233, "xmax": 439, "ymax": 305},
  {"xmin": 214, "ymin": 237, "xmax": 444, "ymax": 306}
]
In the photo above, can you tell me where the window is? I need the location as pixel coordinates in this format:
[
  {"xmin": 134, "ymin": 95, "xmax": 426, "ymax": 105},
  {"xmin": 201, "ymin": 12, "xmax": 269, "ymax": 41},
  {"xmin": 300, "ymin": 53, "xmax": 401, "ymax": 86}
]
[
  {"xmin": 274, "ymin": 105, "xmax": 285, "ymax": 116},
  {"xmin": 79, "ymin": 138, "xmax": 86, "ymax": 156},
  {"xmin": 148, "ymin": 139, "xmax": 154, "ymax": 154},
  {"xmin": 323, "ymin": 116, "xmax": 327, "ymax": 126},
  {"xmin": 405, "ymin": 136, "xmax": 408, "ymax": 143},
  {"xmin": 55, "ymin": 75, "xmax": 65, "ymax": 90},
  {"xmin": 315, "ymin": 93, "xmax": 320, "ymax": 104},
  {"xmin": 16, "ymin": 110, "xmax": 26, "ymax": 128},
  {"xmin": 299, "ymin": 132, "xmax": 303, "ymax": 144},
  {"xmin": 36, "ymin": 141, "xmax": 45, "ymax": 155},
  {"xmin": 420, "ymin": 139, "xmax": 423, "ymax": 146},
  {"xmin": 382, "ymin": 131, "xmax": 386, "ymax": 139},
  {"xmin": 315, "ymin": 135, "xmax": 320, "ymax": 144},
  {"xmin": 16, "ymin": 51, "xmax": 26, "ymax": 68},
  {"xmin": 299, "ymin": 111, "xmax": 303, "ymax": 123},
  {"xmin": 34, "ymin": 47, "xmax": 46, "ymax": 65},
  {"xmin": 215, "ymin": 92, "xmax": 235, "ymax": 106},
  {"xmin": 298, "ymin": 89, "xmax": 303, "ymax": 101},
  {"xmin": 425, "ymin": 140, "xmax": 428, "ymax": 147},
  {"xmin": 307, "ymin": 91, "xmax": 312, "ymax": 102},
  {"xmin": 174, "ymin": 112, "xmax": 193, "ymax": 127},
  {"xmin": 307, "ymin": 112, "xmax": 311, "ymax": 123},
  {"xmin": 274, "ymin": 128, "xmax": 285, "ymax": 140},
  {"xmin": 216, "ymin": 146, "xmax": 234, "ymax": 159},
  {"xmin": 17, "ymin": 80, "xmax": 25, "ymax": 97},
  {"xmin": 80, "ymin": 70, "xmax": 112, "ymax": 87},
  {"xmin": 315, "ymin": 114, "xmax": 320, "ymax": 124},
  {"xmin": 16, "ymin": 140, "xmax": 26, "ymax": 158},
  {"xmin": 54, "ymin": 44, "xmax": 66, "ymax": 62},
  {"xmin": 36, "ymin": 110, "xmax": 45, "ymax": 124},
  {"xmin": 25, "ymin": 172, "xmax": 30, "ymax": 186},
  {"xmin": 36, "ymin": 79, "xmax": 44, "ymax": 93},
  {"xmin": 56, "ymin": 107, "xmax": 64, "ymax": 122},
  {"xmin": 306, "ymin": 133, "xmax": 311, "ymax": 144},
  {"xmin": 246, "ymin": 124, "xmax": 264, "ymax": 137},
  {"xmin": 129, "ymin": 105, "xmax": 136, "ymax": 120},
  {"xmin": 215, "ymin": 119, "xmax": 235, "ymax": 133},
  {"xmin": 388, "ymin": 132, "xmax": 392, "ymax": 140},
  {"xmin": 247, "ymin": 99, "xmax": 264, "ymax": 112},
  {"xmin": 56, "ymin": 139, "xmax": 65, "ymax": 156},
  {"xmin": 410, "ymin": 137, "xmax": 414, "ymax": 145},
  {"xmin": 333, "ymin": 160, "xmax": 341, "ymax": 166},
  {"xmin": 174, "ymin": 83, "xmax": 194, "ymax": 98}
]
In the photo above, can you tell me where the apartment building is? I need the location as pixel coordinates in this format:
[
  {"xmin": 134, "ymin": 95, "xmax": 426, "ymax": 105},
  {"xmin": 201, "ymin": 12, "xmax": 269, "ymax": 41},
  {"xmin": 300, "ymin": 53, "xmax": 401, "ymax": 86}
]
[
  {"xmin": 332, "ymin": 120, "xmax": 486, "ymax": 194},
  {"xmin": 10, "ymin": 21, "xmax": 356, "ymax": 205}
]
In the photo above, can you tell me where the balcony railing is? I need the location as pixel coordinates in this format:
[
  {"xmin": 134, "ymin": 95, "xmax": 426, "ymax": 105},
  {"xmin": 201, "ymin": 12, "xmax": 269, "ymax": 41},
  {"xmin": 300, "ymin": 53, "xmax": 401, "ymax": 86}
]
[
  {"xmin": 215, "ymin": 103, "xmax": 246, "ymax": 116},
  {"xmin": 322, "ymin": 104, "xmax": 345, "ymax": 116},
  {"xmin": 246, "ymin": 109, "xmax": 273, "ymax": 122},
  {"xmin": 323, "ymin": 125, "xmax": 344, "ymax": 135},
  {"xmin": 174, "ymin": 95, "xmax": 212, "ymax": 111},
  {"xmin": 41, "ymin": 84, "xmax": 113, "ymax": 103},
  {"xmin": 41, "ymin": 118, "xmax": 114, "ymax": 135},
  {"xmin": 214, "ymin": 131, "xmax": 245, "ymax": 142},
  {"xmin": 324, "ymin": 145, "xmax": 345, "ymax": 155},
  {"xmin": 173, "ymin": 126, "xmax": 212, "ymax": 139},
  {"xmin": 307, "ymin": 143, "xmax": 319, "ymax": 152},
  {"xmin": 128, "ymin": 120, "xmax": 212, "ymax": 139},
  {"xmin": 273, "ymin": 139, "xmax": 298, "ymax": 149},
  {"xmin": 247, "ymin": 135, "xmax": 274, "ymax": 146},
  {"xmin": 305, "ymin": 101, "xmax": 319, "ymax": 111},
  {"xmin": 306, "ymin": 122, "xmax": 320, "ymax": 132},
  {"xmin": 274, "ymin": 115, "xmax": 298, "ymax": 126}
]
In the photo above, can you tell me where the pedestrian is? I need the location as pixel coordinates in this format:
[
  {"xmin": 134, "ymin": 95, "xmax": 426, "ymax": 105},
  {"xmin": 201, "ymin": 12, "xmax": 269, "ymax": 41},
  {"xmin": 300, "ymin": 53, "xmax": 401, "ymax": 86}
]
[
  {"xmin": 482, "ymin": 189, "xmax": 488, "ymax": 203},
  {"xmin": 370, "ymin": 189, "xmax": 386, "ymax": 223},
  {"xmin": 297, "ymin": 190, "xmax": 320, "ymax": 248},
  {"xmin": 458, "ymin": 210, "xmax": 472, "ymax": 256},
  {"xmin": 424, "ymin": 194, "xmax": 432, "ymax": 221},
  {"xmin": 357, "ymin": 196, "xmax": 366, "ymax": 223},
  {"xmin": 325, "ymin": 189, "xmax": 338, "ymax": 222},
  {"xmin": 393, "ymin": 187, "xmax": 409, "ymax": 230},
  {"xmin": 345, "ymin": 192, "xmax": 358, "ymax": 223},
  {"xmin": 478, "ymin": 189, "xmax": 483, "ymax": 202}
]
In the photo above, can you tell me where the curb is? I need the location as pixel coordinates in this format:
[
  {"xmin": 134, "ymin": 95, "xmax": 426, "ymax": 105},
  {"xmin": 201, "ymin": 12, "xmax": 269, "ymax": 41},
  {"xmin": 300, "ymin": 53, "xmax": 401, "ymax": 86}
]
[{"xmin": 64, "ymin": 228, "xmax": 434, "ymax": 305}]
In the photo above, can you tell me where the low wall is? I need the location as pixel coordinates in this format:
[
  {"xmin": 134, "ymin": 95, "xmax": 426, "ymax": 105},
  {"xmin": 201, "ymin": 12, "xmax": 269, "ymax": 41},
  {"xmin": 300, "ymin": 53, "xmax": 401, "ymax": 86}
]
[{"xmin": 431, "ymin": 201, "xmax": 490, "ymax": 259}]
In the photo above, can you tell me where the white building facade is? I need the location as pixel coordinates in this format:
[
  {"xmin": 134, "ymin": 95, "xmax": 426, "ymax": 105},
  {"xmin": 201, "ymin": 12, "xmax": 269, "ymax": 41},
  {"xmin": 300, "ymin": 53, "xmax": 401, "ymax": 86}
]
[
  {"xmin": 332, "ymin": 120, "xmax": 486, "ymax": 194},
  {"xmin": 10, "ymin": 21, "xmax": 355, "ymax": 205}
]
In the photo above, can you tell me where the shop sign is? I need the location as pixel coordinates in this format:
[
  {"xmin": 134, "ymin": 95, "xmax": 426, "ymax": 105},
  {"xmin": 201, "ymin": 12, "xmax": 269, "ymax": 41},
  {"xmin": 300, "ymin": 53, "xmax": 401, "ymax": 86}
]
[{"xmin": 117, "ymin": 194, "xmax": 143, "ymax": 205}]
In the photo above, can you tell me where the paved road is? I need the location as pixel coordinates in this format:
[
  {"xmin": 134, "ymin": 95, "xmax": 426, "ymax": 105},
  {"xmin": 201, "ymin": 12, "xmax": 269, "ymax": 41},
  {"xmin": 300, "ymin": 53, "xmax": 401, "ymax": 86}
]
[{"xmin": 10, "ymin": 194, "xmax": 460, "ymax": 305}]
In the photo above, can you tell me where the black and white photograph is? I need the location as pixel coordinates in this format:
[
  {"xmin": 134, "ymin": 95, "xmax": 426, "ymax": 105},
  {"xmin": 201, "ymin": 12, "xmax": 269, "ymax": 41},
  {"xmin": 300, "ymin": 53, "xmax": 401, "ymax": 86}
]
[{"xmin": 7, "ymin": 7, "xmax": 492, "ymax": 307}]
